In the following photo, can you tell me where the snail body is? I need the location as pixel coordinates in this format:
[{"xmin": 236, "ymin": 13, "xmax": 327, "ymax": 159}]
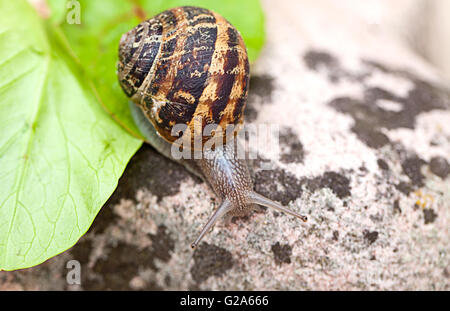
[{"xmin": 118, "ymin": 6, "xmax": 306, "ymax": 248}]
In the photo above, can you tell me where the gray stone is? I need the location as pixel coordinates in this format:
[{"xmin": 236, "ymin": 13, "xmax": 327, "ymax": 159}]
[{"xmin": 2, "ymin": 0, "xmax": 449, "ymax": 291}]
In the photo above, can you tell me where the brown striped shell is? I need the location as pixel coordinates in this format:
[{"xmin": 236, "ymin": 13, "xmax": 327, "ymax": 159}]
[{"xmin": 118, "ymin": 6, "xmax": 250, "ymax": 145}]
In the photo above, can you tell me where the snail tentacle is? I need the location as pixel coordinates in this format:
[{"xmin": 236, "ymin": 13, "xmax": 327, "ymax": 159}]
[
  {"xmin": 191, "ymin": 199, "xmax": 232, "ymax": 249},
  {"xmin": 248, "ymin": 192, "xmax": 308, "ymax": 222}
]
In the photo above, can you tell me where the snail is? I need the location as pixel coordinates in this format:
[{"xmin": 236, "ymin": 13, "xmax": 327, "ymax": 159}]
[{"xmin": 117, "ymin": 6, "xmax": 307, "ymax": 248}]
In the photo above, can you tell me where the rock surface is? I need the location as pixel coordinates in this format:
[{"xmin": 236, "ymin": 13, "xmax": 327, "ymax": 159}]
[{"xmin": 1, "ymin": 0, "xmax": 449, "ymax": 290}]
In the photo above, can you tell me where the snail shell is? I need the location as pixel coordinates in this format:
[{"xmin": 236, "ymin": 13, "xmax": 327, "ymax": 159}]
[{"xmin": 118, "ymin": 6, "xmax": 250, "ymax": 144}]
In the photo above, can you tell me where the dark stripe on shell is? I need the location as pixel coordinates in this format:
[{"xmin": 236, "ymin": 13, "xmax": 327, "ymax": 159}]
[
  {"xmin": 210, "ymin": 27, "xmax": 240, "ymax": 123},
  {"xmin": 183, "ymin": 6, "xmax": 216, "ymax": 26},
  {"xmin": 157, "ymin": 101, "xmax": 198, "ymax": 132},
  {"xmin": 233, "ymin": 59, "xmax": 250, "ymax": 121},
  {"xmin": 162, "ymin": 23, "xmax": 218, "ymax": 128},
  {"xmin": 143, "ymin": 95, "xmax": 153, "ymax": 111},
  {"xmin": 134, "ymin": 24, "xmax": 145, "ymax": 44},
  {"xmin": 182, "ymin": 6, "xmax": 211, "ymax": 20},
  {"xmin": 150, "ymin": 36, "xmax": 177, "ymax": 95},
  {"xmin": 157, "ymin": 9, "xmax": 178, "ymax": 36},
  {"xmin": 120, "ymin": 78, "xmax": 135, "ymax": 97},
  {"xmin": 191, "ymin": 15, "xmax": 216, "ymax": 26},
  {"xmin": 167, "ymin": 25, "xmax": 217, "ymax": 101}
]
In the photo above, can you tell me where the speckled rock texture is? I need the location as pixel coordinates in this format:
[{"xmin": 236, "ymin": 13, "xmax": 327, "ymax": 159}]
[{"xmin": 1, "ymin": 0, "xmax": 449, "ymax": 290}]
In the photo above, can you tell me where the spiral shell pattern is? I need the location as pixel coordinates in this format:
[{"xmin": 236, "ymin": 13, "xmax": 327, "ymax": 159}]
[{"xmin": 118, "ymin": 6, "xmax": 250, "ymax": 144}]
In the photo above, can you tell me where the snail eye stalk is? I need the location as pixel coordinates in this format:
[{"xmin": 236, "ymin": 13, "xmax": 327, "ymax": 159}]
[
  {"xmin": 191, "ymin": 199, "xmax": 232, "ymax": 249},
  {"xmin": 248, "ymin": 192, "xmax": 308, "ymax": 222}
]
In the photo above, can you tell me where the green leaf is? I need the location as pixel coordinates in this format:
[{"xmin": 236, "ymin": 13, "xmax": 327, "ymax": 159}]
[
  {"xmin": 0, "ymin": 0, "xmax": 265, "ymax": 270},
  {"xmin": 0, "ymin": 0, "xmax": 141, "ymax": 270},
  {"xmin": 48, "ymin": 0, "xmax": 266, "ymax": 138}
]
